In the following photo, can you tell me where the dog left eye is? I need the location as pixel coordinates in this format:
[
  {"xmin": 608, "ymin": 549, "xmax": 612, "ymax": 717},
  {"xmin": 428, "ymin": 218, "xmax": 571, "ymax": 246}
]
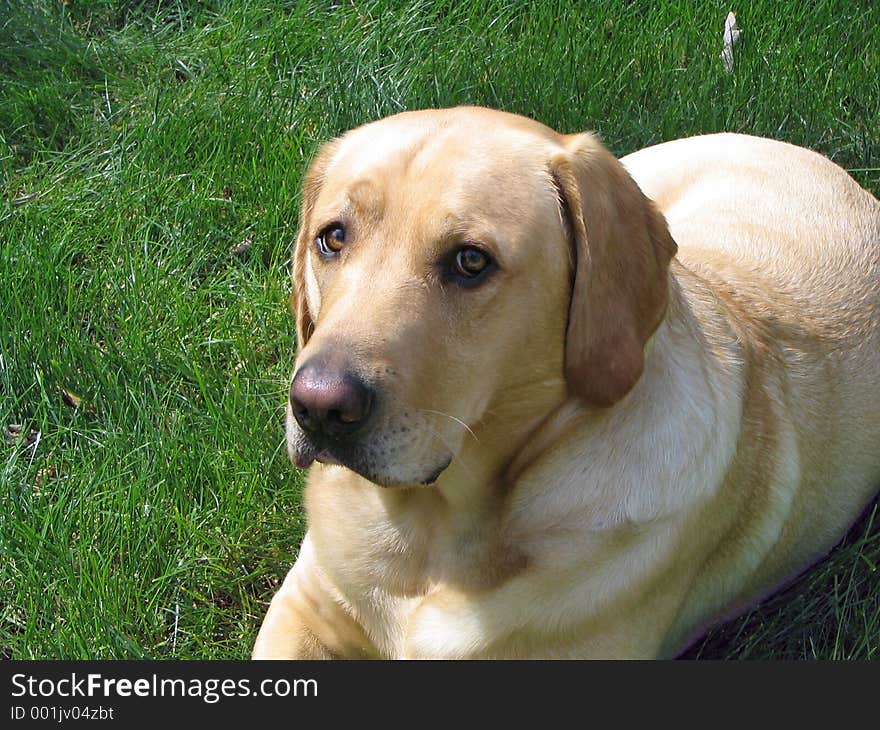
[
  {"xmin": 450, "ymin": 246, "xmax": 493, "ymax": 282},
  {"xmin": 316, "ymin": 224, "xmax": 346, "ymax": 257}
]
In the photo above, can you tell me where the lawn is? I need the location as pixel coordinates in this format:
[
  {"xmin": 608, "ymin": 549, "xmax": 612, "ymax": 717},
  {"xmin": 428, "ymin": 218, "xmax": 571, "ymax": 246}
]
[{"xmin": 1, "ymin": 0, "xmax": 878, "ymax": 660}]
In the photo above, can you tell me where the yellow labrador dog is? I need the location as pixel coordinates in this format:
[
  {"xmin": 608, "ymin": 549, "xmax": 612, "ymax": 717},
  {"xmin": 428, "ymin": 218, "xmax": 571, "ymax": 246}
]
[{"xmin": 253, "ymin": 106, "xmax": 880, "ymax": 659}]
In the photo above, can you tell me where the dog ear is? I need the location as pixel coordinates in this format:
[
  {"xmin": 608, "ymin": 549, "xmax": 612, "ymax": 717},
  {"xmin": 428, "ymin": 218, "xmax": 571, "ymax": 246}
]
[
  {"xmin": 550, "ymin": 133, "xmax": 677, "ymax": 407},
  {"xmin": 291, "ymin": 139, "xmax": 340, "ymax": 349}
]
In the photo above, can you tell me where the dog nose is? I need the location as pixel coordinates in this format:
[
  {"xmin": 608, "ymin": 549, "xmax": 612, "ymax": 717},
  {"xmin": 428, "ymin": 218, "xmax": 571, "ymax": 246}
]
[{"xmin": 289, "ymin": 362, "xmax": 373, "ymax": 438}]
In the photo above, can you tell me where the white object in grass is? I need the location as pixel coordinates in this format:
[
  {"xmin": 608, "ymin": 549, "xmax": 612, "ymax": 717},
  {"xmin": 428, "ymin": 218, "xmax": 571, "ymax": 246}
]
[{"xmin": 721, "ymin": 11, "xmax": 742, "ymax": 72}]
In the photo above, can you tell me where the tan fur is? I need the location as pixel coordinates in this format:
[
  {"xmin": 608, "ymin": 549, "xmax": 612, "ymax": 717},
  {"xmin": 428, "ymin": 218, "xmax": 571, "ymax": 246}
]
[{"xmin": 253, "ymin": 107, "xmax": 880, "ymax": 659}]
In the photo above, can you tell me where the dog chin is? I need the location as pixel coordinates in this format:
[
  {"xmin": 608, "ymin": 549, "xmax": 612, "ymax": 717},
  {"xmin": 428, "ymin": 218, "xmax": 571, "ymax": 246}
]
[
  {"xmin": 363, "ymin": 455, "xmax": 453, "ymax": 489},
  {"xmin": 326, "ymin": 452, "xmax": 452, "ymax": 489},
  {"xmin": 347, "ymin": 457, "xmax": 453, "ymax": 489},
  {"xmin": 287, "ymin": 436, "xmax": 452, "ymax": 488}
]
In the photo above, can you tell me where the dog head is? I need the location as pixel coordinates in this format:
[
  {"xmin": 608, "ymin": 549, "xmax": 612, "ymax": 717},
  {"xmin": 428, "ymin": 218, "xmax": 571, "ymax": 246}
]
[{"xmin": 285, "ymin": 107, "xmax": 676, "ymax": 487}]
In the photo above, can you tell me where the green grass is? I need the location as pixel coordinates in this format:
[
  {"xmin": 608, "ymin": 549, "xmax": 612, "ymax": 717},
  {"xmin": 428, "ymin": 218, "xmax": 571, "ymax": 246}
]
[{"xmin": 1, "ymin": 0, "xmax": 878, "ymax": 659}]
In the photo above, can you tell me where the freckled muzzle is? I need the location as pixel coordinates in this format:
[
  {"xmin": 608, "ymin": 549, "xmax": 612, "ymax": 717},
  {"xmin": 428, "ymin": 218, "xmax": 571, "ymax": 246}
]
[{"xmin": 285, "ymin": 356, "xmax": 454, "ymax": 487}]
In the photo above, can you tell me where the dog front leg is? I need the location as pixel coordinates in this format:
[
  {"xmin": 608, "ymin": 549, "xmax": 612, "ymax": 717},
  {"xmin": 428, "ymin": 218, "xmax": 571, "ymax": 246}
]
[
  {"xmin": 252, "ymin": 576, "xmax": 336, "ymax": 659},
  {"xmin": 252, "ymin": 534, "xmax": 375, "ymax": 659}
]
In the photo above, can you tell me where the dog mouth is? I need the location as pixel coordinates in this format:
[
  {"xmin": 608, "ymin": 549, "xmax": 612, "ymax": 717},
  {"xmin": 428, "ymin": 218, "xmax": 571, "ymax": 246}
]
[
  {"xmin": 315, "ymin": 449, "xmax": 341, "ymax": 466},
  {"xmin": 289, "ymin": 434, "xmax": 452, "ymax": 487},
  {"xmin": 292, "ymin": 450, "xmax": 342, "ymax": 469},
  {"xmin": 290, "ymin": 439, "xmax": 344, "ymax": 470},
  {"xmin": 419, "ymin": 457, "xmax": 453, "ymax": 485}
]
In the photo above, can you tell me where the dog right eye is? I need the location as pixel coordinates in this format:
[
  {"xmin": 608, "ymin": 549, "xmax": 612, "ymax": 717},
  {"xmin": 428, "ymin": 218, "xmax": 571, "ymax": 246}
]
[
  {"xmin": 445, "ymin": 245, "xmax": 497, "ymax": 288},
  {"xmin": 316, "ymin": 224, "xmax": 346, "ymax": 257}
]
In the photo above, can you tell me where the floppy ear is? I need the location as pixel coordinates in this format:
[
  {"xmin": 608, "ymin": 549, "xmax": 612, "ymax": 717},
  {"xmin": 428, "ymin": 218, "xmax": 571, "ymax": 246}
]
[
  {"xmin": 550, "ymin": 132, "xmax": 677, "ymax": 407},
  {"xmin": 291, "ymin": 139, "xmax": 340, "ymax": 349}
]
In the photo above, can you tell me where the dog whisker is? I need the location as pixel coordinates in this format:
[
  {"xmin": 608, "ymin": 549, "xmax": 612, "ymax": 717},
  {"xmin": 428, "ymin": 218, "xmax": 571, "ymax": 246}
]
[
  {"xmin": 420, "ymin": 422, "xmax": 480, "ymax": 484},
  {"xmin": 417, "ymin": 408, "xmax": 480, "ymax": 444}
]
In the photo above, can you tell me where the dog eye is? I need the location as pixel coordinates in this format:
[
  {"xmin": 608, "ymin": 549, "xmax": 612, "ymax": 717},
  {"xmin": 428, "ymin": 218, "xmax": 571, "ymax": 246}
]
[
  {"xmin": 316, "ymin": 224, "xmax": 345, "ymax": 257},
  {"xmin": 452, "ymin": 246, "xmax": 492, "ymax": 280}
]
